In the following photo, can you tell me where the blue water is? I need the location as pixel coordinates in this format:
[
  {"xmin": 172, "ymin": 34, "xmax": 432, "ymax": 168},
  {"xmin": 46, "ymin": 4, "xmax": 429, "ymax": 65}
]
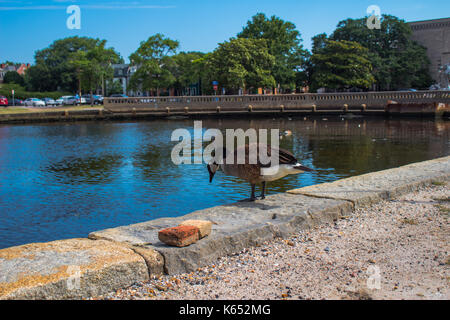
[{"xmin": 0, "ymin": 117, "xmax": 448, "ymax": 249}]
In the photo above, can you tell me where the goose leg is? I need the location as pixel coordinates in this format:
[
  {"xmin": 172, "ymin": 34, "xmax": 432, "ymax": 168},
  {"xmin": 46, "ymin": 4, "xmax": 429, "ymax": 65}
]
[
  {"xmin": 238, "ymin": 184, "xmax": 257, "ymax": 202},
  {"xmin": 250, "ymin": 184, "xmax": 256, "ymax": 201},
  {"xmin": 260, "ymin": 181, "xmax": 266, "ymax": 199}
]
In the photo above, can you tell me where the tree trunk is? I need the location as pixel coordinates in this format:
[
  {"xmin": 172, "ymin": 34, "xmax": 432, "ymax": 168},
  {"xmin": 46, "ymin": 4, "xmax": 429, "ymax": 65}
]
[
  {"xmin": 101, "ymin": 74, "xmax": 105, "ymax": 97},
  {"xmin": 77, "ymin": 68, "xmax": 82, "ymax": 100}
]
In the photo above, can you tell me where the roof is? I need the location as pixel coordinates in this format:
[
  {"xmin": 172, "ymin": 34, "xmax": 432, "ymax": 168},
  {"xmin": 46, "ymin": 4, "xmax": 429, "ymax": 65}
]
[
  {"xmin": 408, "ymin": 17, "xmax": 450, "ymax": 31},
  {"xmin": 408, "ymin": 17, "xmax": 450, "ymax": 25}
]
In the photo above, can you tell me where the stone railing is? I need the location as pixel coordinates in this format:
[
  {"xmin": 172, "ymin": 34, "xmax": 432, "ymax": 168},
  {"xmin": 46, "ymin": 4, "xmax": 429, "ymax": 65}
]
[{"xmin": 104, "ymin": 91, "xmax": 450, "ymax": 113}]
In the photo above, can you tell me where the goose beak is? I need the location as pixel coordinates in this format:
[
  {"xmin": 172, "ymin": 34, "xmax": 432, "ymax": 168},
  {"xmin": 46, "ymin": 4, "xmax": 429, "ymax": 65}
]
[
  {"xmin": 294, "ymin": 165, "xmax": 315, "ymax": 172},
  {"xmin": 207, "ymin": 164, "xmax": 215, "ymax": 183}
]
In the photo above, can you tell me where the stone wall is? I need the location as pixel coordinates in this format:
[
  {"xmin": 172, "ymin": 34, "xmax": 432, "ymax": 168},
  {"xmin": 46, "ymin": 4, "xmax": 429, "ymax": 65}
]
[{"xmin": 104, "ymin": 90, "xmax": 450, "ymax": 113}]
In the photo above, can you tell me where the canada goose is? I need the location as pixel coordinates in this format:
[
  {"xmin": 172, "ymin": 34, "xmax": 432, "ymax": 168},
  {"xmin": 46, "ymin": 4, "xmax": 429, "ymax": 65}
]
[{"xmin": 207, "ymin": 143, "xmax": 314, "ymax": 201}]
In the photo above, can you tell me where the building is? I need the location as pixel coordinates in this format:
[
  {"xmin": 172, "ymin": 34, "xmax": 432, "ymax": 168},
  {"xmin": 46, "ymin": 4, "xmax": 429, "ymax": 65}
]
[
  {"xmin": 110, "ymin": 64, "xmax": 131, "ymax": 95},
  {"xmin": 0, "ymin": 64, "xmax": 16, "ymax": 83},
  {"xmin": 408, "ymin": 17, "xmax": 450, "ymax": 88},
  {"xmin": 16, "ymin": 63, "xmax": 30, "ymax": 76},
  {"xmin": 107, "ymin": 64, "xmax": 145, "ymax": 96},
  {"xmin": 0, "ymin": 63, "xmax": 30, "ymax": 83}
]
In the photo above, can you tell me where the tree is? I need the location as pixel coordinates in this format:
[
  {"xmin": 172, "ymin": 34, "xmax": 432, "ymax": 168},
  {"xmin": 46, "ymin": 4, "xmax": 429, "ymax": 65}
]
[
  {"xmin": 237, "ymin": 13, "xmax": 308, "ymax": 92},
  {"xmin": 310, "ymin": 39, "xmax": 375, "ymax": 92},
  {"xmin": 311, "ymin": 33, "xmax": 328, "ymax": 55},
  {"xmin": 300, "ymin": 33, "xmax": 328, "ymax": 90},
  {"xmin": 129, "ymin": 33, "xmax": 179, "ymax": 96},
  {"xmin": 206, "ymin": 38, "xmax": 276, "ymax": 94},
  {"xmin": 69, "ymin": 40, "xmax": 118, "ymax": 102},
  {"xmin": 107, "ymin": 80, "xmax": 124, "ymax": 96},
  {"xmin": 330, "ymin": 15, "xmax": 433, "ymax": 90},
  {"xmin": 170, "ymin": 52, "xmax": 205, "ymax": 95},
  {"xmin": 26, "ymin": 36, "xmax": 122, "ymax": 92},
  {"xmin": 3, "ymin": 71, "xmax": 25, "ymax": 86}
]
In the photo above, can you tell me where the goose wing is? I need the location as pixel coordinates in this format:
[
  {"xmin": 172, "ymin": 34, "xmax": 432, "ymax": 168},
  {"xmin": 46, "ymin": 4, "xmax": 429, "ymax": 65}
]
[
  {"xmin": 275, "ymin": 147, "xmax": 298, "ymax": 165},
  {"xmin": 256, "ymin": 144, "xmax": 298, "ymax": 167},
  {"xmin": 225, "ymin": 144, "xmax": 299, "ymax": 167}
]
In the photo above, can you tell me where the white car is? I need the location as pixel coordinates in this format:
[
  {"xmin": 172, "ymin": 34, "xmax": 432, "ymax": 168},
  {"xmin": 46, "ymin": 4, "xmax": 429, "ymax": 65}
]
[
  {"xmin": 43, "ymin": 98, "xmax": 57, "ymax": 106},
  {"xmin": 60, "ymin": 96, "xmax": 86, "ymax": 105},
  {"xmin": 24, "ymin": 98, "xmax": 45, "ymax": 107}
]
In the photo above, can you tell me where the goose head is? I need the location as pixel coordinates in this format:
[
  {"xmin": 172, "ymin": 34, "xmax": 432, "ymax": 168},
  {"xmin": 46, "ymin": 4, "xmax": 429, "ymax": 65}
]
[{"xmin": 207, "ymin": 162, "xmax": 220, "ymax": 183}]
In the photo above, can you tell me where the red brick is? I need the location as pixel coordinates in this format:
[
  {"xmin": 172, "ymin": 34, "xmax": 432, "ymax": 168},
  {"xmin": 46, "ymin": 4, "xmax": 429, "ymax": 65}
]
[{"xmin": 158, "ymin": 225, "xmax": 200, "ymax": 247}]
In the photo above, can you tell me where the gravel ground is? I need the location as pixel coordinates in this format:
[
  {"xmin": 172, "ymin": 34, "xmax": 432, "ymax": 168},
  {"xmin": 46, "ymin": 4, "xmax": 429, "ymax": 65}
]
[{"xmin": 95, "ymin": 182, "xmax": 449, "ymax": 300}]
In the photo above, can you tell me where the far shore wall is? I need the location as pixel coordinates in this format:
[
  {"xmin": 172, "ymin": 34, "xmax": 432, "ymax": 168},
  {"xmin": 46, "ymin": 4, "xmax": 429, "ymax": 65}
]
[
  {"xmin": 0, "ymin": 91, "xmax": 448, "ymax": 125},
  {"xmin": 103, "ymin": 91, "xmax": 450, "ymax": 115}
]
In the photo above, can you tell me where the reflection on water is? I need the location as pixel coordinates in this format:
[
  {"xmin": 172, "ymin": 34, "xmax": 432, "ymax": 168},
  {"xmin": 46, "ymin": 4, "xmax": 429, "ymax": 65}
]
[
  {"xmin": 47, "ymin": 155, "xmax": 124, "ymax": 184},
  {"xmin": 0, "ymin": 117, "xmax": 448, "ymax": 249}
]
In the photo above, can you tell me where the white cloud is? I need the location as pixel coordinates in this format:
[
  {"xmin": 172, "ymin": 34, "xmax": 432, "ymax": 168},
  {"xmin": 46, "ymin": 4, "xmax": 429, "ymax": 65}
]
[
  {"xmin": 0, "ymin": 5, "xmax": 62, "ymax": 10},
  {"xmin": 0, "ymin": 1, "xmax": 175, "ymax": 10}
]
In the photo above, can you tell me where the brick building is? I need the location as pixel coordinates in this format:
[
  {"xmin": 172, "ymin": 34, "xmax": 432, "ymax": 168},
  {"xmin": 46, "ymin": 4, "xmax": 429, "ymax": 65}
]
[{"xmin": 408, "ymin": 17, "xmax": 450, "ymax": 88}]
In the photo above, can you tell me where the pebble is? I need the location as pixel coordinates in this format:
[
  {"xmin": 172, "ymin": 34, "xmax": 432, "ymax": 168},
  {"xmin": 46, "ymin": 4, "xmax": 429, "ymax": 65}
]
[{"xmin": 93, "ymin": 184, "xmax": 449, "ymax": 301}]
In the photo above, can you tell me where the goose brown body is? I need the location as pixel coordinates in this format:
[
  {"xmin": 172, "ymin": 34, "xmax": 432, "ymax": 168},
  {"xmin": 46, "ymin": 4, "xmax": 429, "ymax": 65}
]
[{"xmin": 207, "ymin": 143, "xmax": 313, "ymax": 200}]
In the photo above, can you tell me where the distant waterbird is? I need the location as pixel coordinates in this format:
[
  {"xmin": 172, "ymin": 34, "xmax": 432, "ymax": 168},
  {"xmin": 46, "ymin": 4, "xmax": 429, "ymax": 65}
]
[
  {"xmin": 207, "ymin": 143, "xmax": 314, "ymax": 201},
  {"xmin": 279, "ymin": 130, "xmax": 292, "ymax": 140}
]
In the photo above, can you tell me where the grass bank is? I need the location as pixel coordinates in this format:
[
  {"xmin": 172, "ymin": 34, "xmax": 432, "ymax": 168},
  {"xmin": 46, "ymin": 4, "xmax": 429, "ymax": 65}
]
[{"xmin": 0, "ymin": 105, "xmax": 104, "ymax": 114}]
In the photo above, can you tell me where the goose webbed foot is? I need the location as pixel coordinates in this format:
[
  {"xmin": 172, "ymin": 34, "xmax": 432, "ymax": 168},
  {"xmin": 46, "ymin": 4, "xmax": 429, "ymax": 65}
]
[{"xmin": 239, "ymin": 183, "xmax": 265, "ymax": 202}]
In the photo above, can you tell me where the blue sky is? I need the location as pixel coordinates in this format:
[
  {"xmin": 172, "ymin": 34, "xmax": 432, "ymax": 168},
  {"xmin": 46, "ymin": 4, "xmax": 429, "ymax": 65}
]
[{"xmin": 0, "ymin": 0, "xmax": 449, "ymax": 64}]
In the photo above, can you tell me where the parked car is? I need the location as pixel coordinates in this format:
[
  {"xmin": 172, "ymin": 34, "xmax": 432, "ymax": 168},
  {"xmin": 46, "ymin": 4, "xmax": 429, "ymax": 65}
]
[
  {"xmin": 59, "ymin": 96, "xmax": 86, "ymax": 105},
  {"xmin": 78, "ymin": 96, "xmax": 87, "ymax": 104},
  {"xmin": 0, "ymin": 96, "xmax": 8, "ymax": 106},
  {"xmin": 429, "ymin": 84, "xmax": 440, "ymax": 90},
  {"xmin": 43, "ymin": 98, "xmax": 57, "ymax": 107},
  {"xmin": 82, "ymin": 94, "xmax": 104, "ymax": 105},
  {"xmin": 59, "ymin": 96, "xmax": 77, "ymax": 105},
  {"xmin": 7, "ymin": 98, "xmax": 23, "ymax": 106},
  {"xmin": 95, "ymin": 95, "xmax": 104, "ymax": 104},
  {"xmin": 24, "ymin": 98, "xmax": 45, "ymax": 107},
  {"xmin": 109, "ymin": 94, "xmax": 128, "ymax": 98},
  {"xmin": 55, "ymin": 97, "xmax": 64, "ymax": 105}
]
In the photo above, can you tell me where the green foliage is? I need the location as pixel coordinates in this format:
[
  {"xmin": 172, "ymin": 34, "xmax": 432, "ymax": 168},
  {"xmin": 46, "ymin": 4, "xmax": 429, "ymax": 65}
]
[
  {"xmin": 311, "ymin": 33, "xmax": 328, "ymax": 55},
  {"xmin": 238, "ymin": 13, "xmax": 308, "ymax": 91},
  {"xmin": 26, "ymin": 36, "xmax": 122, "ymax": 92},
  {"xmin": 206, "ymin": 38, "xmax": 276, "ymax": 93},
  {"xmin": 107, "ymin": 80, "xmax": 124, "ymax": 95},
  {"xmin": 69, "ymin": 40, "xmax": 117, "ymax": 97},
  {"xmin": 189, "ymin": 53, "xmax": 216, "ymax": 95},
  {"xmin": 310, "ymin": 39, "xmax": 375, "ymax": 91},
  {"xmin": 0, "ymin": 83, "xmax": 70, "ymax": 100},
  {"xmin": 169, "ymin": 52, "xmax": 205, "ymax": 95},
  {"xmin": 330, "ymin": 15, "xmax": 433, "ymax": 90},
  {"xmin": 3, "ymin": 71, "xmax": 25, "ymax": 86},
  {"xmin": 129, "ymin": 33, "xmax": 179, "ymax": 95}
]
